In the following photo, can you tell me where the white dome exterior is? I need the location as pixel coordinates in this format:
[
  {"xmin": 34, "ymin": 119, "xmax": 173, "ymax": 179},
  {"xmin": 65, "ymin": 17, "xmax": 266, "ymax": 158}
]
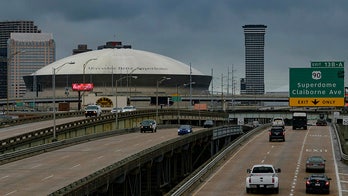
[{"xmin": 33, "ymin": 48, "xmax": 205, "ymax": 76}]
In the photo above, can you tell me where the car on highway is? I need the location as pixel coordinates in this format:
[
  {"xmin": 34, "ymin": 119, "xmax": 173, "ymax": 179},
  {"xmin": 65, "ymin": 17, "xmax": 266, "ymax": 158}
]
[
  {"xmin": 246, "ymin": 164, "xmax": 281, "ymax": 194},
  {"xmin": 178, "ymin": 125, "xmax": 193, "ymax": 135},
  {"xmin": 306, "ymin": 156, "xmax": 326, "ymax": 172},
  {"xmin": 316, "ymin": 119, "xmax": 327, "ymax": 126},
  {"xmin": 272, "ymin": 117, "xmax": 285, "ymax": 128},
  {"xmin": 85, "ymin": 105, "xmax": 102, "ymax": 117},
  {"xmin": 269, "ymin": 126, "xmax": 285, "ymax": 142},
  {"xmin": 305, "ymin": 174, "xmax": 331, "ymax": 194},
  {"xmin": 122, "ymin": 105, "xmax": 136, "ymax": 112},
  {"xmin": 111, "ymin": 107, "xmax": 123, "ymax": 113},
  {"xmin": 140, "ymin": 119, "xmax": 157, "ymax": 133},
  {"xmin": 203, "ymin": 120, "xmax": 214, "ymax": 128}
]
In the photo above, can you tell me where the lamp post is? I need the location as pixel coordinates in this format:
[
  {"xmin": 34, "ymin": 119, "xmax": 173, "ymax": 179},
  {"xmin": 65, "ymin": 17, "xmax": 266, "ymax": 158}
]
[
  {"xmin": 82, "ymin": 58, "xmax": 97, "ymax": 109},
  {"xmin": 127, "ymin": 67, "xmax": 140, "ymax": 105},
  {"xmin": 184, "ymin": 81, "xmax": 196, "ymax": 109},
  {"xmin": 6, "ymin": 50, "xmax": 26, "ymax": 113},
  {"xmin": 115, "ymin": 75, "xmax": 138, "ymax": 129},
  {"xmin": 156, "ymin": 77, "xmax": 171, "ymax": 122},
  {"xmin": 52, "ymin": 61, "xmax": 75, "ymax": 142}
]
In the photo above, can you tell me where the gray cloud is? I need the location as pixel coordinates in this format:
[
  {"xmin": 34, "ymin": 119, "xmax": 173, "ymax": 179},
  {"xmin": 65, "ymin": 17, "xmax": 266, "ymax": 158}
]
[{"xmin": 1, "ymin": 0, "xmax": 348, "ymax": 92}]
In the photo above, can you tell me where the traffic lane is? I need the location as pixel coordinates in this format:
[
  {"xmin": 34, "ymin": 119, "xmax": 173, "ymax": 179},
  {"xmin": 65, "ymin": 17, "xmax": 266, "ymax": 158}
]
[
  {"xmin": 191, "ymin": 127, "xmax": 284, "ymax": 195},
  {"xmin": 0, "ymin": 128, "xmax": 180, "ymax": 195},
  {"xmin": 0, "ymin": 116, "xmax": 85, "ymax": 139},
  {"xmin": 296, "ymin": 125, "xmax": 338, "ymax": 195},
  {"xmin": 192, "ymin": 126, "xmax": 338, "ymax": 195}
]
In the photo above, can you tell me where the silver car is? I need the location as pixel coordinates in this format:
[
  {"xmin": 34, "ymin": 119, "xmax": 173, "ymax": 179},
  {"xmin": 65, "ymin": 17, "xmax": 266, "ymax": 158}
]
[{"xmin": 306, "ymin": 156, "xmax": 326, "ymax": 172}]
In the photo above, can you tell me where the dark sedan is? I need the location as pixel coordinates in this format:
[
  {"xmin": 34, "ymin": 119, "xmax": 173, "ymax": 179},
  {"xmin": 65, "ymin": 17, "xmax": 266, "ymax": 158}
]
[
  {"xmin": 140, "ymin": 120, "xmax": 157, "ymax": 133},
  {"xmin": 306, "ymin": 156, "xmax": 326, "ymax": 172},
  {"xmin": 203, "ymin": 120, "xmax": 214, "ymax": 128},
  {"xmin": 178, "ymin": 125, "xmax": 193, "ymax": 135},
  {"xmin": 305, "ymin": 174, "xmax": 331, "ymax": 194},
  {"xmin": 316, "ymin": 119, "xmax": 327, "ymax": 126}
]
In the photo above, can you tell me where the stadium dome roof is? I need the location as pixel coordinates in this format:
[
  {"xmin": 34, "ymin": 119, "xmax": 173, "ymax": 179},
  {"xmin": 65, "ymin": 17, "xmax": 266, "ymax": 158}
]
[{"xmin": 33, "ymin": 48, "xmax": 205, "ymax": 76}]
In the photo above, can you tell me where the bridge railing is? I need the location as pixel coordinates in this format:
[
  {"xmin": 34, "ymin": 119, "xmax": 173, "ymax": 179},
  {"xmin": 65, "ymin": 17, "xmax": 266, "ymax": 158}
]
[
  {"xmin": 0, "ymin": 109, "xmax": 228, "ymax": 154},
  {"xmin": 333, "ymin": 123, "xmax": 348, "ymax": 163}
]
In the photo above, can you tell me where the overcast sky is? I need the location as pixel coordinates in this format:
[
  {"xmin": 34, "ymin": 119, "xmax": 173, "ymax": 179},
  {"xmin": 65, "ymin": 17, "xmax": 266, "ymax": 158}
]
[{"xmin": 1, "ymin": 0, "xmax": 348, "ymax": 93}]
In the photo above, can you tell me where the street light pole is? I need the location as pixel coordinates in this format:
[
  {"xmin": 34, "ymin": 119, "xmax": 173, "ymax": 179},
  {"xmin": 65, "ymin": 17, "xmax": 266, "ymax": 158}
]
[
  {"xmin": 82, "ymin": 58, "xmax": 97, "ymax": 109},
  {"xmin": 156, "ymin": 77, "xmax": 171, "ymax": 123},
  {"xmin": 127, "ymin": 67, "xmax": 140, "ymax": 105},
  {"xmin": 115, "ymin": 75, "xmax": 138, "ymax": 129},
  {"xmin": 52, "ymin": 61, "xmax": 75, "ymax": 142},
  {"xmin": 189, "ymin": 63, "xmax": 192, "ymax": 108}
]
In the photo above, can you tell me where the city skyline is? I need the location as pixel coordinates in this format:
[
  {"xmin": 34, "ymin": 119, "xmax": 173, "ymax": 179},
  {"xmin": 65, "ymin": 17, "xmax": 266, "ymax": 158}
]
[{"xmin": 0, "ymin": 1, "xmax": 348, "ymax": 93}]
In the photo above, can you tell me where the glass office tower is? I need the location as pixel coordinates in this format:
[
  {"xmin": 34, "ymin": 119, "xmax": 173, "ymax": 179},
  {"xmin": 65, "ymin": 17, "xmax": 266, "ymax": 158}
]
[
  {"xmin": 0, "ymin": 21, "xmax": 41, "ymax": 99},
  {"xmin": 242, "ymin": 24, "xmax": 267, "ymax": 95},
  {"xmin": 8, "ymin": 33, "xmax": 55, "ymax": 98}
]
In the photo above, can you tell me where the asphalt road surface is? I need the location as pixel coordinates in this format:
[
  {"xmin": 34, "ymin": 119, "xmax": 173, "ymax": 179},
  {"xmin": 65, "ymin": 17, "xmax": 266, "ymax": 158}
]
[{"xmin": 191, "ymin": 125, "xmax": 345, "ymax": 195}]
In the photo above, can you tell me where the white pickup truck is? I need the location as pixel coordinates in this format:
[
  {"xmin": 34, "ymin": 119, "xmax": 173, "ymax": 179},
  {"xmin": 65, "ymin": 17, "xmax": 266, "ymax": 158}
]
[{"xmin": 246, "ymin": 164, "xmax": 281, "ymax": 194}]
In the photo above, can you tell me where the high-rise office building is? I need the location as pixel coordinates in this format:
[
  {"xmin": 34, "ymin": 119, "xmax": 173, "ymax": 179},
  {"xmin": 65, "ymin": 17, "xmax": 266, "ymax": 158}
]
[
  {"xmin": 8, "ymin": 33, "xmax": 55, "ymax": 98},
  {"xmin": 0, "ymin": 21, "xmax": 41, "ymax": 98},
  {"xmin": 242, "ymin": 24, "xmax": 267, "ymax": 95}
]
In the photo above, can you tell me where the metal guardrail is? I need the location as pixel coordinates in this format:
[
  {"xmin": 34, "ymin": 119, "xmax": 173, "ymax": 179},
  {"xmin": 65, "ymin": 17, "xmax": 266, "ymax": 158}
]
[
  {"xmin": 0, "ymin": 111, "xmax": 84, "ymax": 128},
  {"xmin": 0, "ymin": 109, "xmax": 227, "ymax": 153},
  {"xmin": 0, "ymin": 124, "xmax": 178, "ymax": 165},
  {"xmin": 333, "ymin": 124, "xmax": 348, "ymax": 162}
]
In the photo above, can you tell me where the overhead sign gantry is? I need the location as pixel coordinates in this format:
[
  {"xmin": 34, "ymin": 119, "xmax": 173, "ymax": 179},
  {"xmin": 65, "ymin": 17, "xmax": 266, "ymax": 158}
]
[{"xmin": 289, "ymin": 67, "xmax": 344, "ymax": 107}]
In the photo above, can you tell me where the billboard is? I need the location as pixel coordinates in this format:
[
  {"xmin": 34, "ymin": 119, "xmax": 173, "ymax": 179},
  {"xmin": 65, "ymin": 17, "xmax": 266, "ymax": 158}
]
[{"xmin": 72, "ymin": 83, "xmax": 94, "ymax": 91}]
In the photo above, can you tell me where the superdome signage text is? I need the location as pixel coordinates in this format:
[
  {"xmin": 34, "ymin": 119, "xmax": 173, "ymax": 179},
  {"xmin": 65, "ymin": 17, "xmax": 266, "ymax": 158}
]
[{"xmin": 289, "ymin": 67, "xmax": 344, "ymax": 107}]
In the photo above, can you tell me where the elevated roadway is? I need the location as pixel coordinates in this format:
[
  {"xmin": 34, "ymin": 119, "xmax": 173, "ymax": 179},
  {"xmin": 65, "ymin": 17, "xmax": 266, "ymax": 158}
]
[
  {"xmin": 1, "ymin": 110, "xmax": 347, "ymax": 195},
  {"xmin": 0, "ymin": 127, "xmax": 180, "ymax": 195},
  {"xmin": 191, "ymin": 125, "xmax": 346, "ymax": 195},
  {"xmin": 0, "ymin": 116, "xmax": 85, "ymax": 140}
]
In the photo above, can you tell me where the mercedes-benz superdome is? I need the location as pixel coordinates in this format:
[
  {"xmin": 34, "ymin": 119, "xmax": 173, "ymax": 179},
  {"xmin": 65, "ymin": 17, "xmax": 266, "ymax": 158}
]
[{"xmin": 23, "ymin": 48, "xmax": 212, "ymax": 98}]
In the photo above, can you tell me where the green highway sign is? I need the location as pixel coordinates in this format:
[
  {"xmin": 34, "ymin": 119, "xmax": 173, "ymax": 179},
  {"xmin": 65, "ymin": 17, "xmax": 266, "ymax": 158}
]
[
  {"xmin": 311, "ymin": 61, "xmax": 344, "ymax": 68},
  {"xmin": 289, "ymin": 68, "xmax": 344, "ymax": 107},
  {"xmin": 171, "ymin": 96, "xmax": 182, "ymax": 102}
]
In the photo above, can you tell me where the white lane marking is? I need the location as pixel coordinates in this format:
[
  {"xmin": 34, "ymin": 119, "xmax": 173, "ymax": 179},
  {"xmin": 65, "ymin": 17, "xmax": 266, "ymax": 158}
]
[
  {"xmin": 70, "ymin": 164, "xmax": 80, "ymax": 169},
  {"xmin": 290, "ymin": 125, "xmax": 310, "ymax": 195},
  {"xmin": 329, "ymin": 126, "xmax": 343, "ymax": 196},
  {"xmin": 115, "ymin": 149, "xmax": 122, "ymax": 153},
  {"xmin": 0, "ymin": 175, "xmax": 9, "ymax": 180},
  {"xmin": 4, "ymin": 190, "xmax": 17, "ymax": 196},
  {"xmin": 97, "ymin": 156, "xmax": 104, "ymax": 159},
  {"xmin": 42, "ymin": 175, "xmax": 53, "ymax": 181},
  {"xmin": 341, "ymin": 180, "xmax": 348, "ymax": 183},
  {"xmin": 61, "ymin": 155, "xmax": 70, "ymax": 159},
  {"xmin": 30, "ymin": 164, "xmax": 42, "ymax": 169}
]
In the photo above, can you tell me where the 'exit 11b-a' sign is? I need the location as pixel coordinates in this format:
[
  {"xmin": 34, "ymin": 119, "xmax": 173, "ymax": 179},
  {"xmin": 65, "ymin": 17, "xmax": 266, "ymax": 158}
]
[{"xmin": 289, "ymin": 68, "xmax": 344, "ymax": 107}]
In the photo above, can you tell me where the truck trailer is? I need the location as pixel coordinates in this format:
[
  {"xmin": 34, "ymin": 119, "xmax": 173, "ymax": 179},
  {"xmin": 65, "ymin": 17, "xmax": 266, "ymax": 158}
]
[{"xmin": 292, "ymin": 112, "xmax": 307, "ymax": 130}]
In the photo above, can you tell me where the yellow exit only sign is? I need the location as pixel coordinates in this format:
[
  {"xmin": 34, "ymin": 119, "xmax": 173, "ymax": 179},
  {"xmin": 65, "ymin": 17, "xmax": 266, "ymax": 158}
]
[{"xmin": 289, "ymin": 98, "xmax": 344, "ymax": 107}]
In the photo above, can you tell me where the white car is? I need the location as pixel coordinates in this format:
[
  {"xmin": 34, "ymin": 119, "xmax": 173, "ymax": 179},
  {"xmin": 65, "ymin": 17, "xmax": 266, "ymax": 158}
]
[
  {"xmin": 122, "ymin": 105, "xmax": 136, "ymax": 112},
  {"xmin": 85, "ymin": 105, "xmax": 102, "ymax": 117},
  {"xmin": 272, "ymin": 117, "xmax": 285, "ymax": 128},
  {"xmin": 111, "ymin": 107, "xmax": 123, "ymax": 113}
]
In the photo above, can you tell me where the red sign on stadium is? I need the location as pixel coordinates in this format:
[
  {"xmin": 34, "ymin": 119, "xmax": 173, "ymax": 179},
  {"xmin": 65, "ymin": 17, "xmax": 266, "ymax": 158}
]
[{"xmin": 72, "ymin": 83, "xmax": 94, "ymax": 91}]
